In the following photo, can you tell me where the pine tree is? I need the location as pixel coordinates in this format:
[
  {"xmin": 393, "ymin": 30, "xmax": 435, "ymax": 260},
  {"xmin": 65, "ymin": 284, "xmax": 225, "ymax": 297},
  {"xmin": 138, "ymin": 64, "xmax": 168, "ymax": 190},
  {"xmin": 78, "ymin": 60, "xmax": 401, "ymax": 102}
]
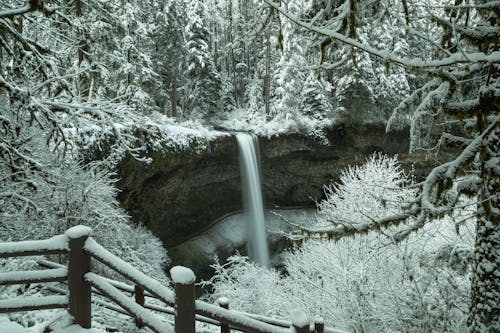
[
  {"xmin": 184, "ymin": 0, "xmax": 221, "ymax": 121},
  {"xmin": 273, "ymin": 2, "xmax": 306, "ymax": 119},
  {"xmin": 220, "ymin": 72, "xmax": 237, "ymax": 115},
  {"xmin": 154, "ymin": 0, "xmax": 187, "ymax": 117},
  {"xmin": 300, "ymin": 72, "xmax": 332, "ymax": 118}
]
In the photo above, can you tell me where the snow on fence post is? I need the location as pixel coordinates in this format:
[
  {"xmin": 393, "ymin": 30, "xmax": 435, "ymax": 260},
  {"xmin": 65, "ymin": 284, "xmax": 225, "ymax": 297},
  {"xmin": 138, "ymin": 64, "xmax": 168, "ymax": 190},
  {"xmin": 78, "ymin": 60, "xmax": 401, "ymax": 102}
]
[
  {"xmin": 134, "ymin": 285, "xmax": 145, "ymax": 328},
  {"xmin": 170, "ymin": 266, "xmax": 196, "ymax": 333},
  {"xmin": 66, "ymin": 225, "xmax": 92, "ymax": 329},
  {"xmin": 217, "ymin": 297, "xmax": 230, "ymax": 333},
  {"xmin": 314, "ymin": 318, "xmax": 324, "ymax": 333},
  {"xmin": 291, "ymin": 310, "xmax": 309, "ymax": 333}
]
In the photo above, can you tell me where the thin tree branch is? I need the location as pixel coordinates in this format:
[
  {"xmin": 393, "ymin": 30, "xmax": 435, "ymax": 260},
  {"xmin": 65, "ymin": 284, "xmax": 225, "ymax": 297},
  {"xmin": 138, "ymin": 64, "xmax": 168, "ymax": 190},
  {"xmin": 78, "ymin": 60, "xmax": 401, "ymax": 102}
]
[{"xmin": 263, "ymin": 0, "xmax": 500, "ymax": 69}]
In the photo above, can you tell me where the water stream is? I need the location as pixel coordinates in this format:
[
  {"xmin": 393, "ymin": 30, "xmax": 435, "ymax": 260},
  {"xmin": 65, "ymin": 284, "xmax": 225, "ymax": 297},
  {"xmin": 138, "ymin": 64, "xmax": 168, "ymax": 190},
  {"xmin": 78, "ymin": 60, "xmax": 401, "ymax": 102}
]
[{"xmin": 235, "ymin": 133, "xmax": 270, "ymax": 267}]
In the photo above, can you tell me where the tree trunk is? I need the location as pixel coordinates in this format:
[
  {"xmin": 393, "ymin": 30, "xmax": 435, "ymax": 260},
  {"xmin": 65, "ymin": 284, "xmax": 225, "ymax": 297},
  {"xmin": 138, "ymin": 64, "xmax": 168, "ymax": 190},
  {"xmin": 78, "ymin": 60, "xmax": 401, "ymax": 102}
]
[
  {"xmin": 170, "ymin": 72, "xmax": 177, "ymax": 118},
  {"xmin": 468, "ymin": 126, "xmax": 500, "ymax": 332},
  {"xmin": 75, "ymin": 0, "xmax": 90, "ymax": 99},
  {"xmin": 265, "ymin": 30, "xmax": 270, "ymax": 116},
  {"xmin": 468, "ymin": 211, "xmax": 500, "ymax": 332}
]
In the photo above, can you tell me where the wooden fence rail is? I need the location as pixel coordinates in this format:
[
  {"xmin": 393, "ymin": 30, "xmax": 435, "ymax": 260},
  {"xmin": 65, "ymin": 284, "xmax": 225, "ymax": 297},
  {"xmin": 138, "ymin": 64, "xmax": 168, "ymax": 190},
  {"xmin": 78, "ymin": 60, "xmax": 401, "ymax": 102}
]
[{"xmin": 0, "ymin": 225, "xmax": 345, "ymax": 333}]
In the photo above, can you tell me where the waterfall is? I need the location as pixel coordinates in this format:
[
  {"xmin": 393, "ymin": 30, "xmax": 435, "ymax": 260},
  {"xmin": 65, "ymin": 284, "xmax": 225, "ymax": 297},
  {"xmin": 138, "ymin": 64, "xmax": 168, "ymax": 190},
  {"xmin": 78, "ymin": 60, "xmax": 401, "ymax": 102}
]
[{"xmin": 235, "ymin": 133, "xmax": 270, "ymax": 267}]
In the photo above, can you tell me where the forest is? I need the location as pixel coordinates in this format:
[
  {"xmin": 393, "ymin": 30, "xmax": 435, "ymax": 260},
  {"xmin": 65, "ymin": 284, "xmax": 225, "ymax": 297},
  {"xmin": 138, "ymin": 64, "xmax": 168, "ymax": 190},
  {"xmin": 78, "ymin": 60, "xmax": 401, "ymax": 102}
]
[{"xmin": 0, "ymin": 0, "xmax": 498, "ymax": 332}]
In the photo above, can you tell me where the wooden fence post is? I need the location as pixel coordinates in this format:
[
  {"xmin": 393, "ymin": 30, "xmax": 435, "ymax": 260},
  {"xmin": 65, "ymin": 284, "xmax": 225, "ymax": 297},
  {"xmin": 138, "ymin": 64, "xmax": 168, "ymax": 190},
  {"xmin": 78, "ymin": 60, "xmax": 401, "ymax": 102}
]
[
  {"xmin": 217, "ymin": 297, "xmax": 230, "ymax": 333},
  {"xmin": 66, "ymin": 225, "xmax": 92, "ymax": 328},
  {"xmin": 170, "ymin": 266, "xmax": 196, "ymax": 333},
  {"xmin": 291, "ymin": 310, "xmax": 309, "ymax": 333},
  {"xmin": 134, "ymin": 285, "xmax": 145, "ymax": 328},
  {"xmin": 314, "ymin": 318, "xmax": 324, "ymax": 333}
]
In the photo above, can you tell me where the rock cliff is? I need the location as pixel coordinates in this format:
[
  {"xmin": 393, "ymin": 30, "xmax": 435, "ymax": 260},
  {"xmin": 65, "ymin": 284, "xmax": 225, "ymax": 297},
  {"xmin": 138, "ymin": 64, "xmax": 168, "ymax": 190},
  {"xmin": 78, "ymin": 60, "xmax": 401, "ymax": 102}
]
[{"xmin": 114, "ymin": 123, "xmax": 442, "ymax": 249}]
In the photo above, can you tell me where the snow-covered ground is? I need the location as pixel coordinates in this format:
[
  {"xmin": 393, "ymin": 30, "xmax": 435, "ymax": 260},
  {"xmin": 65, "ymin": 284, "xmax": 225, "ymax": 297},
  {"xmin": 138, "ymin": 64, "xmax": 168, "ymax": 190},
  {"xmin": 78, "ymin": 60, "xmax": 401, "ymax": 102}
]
[
  {"xmin": 220, "ymin": 107, "xmax": 335, "ymax": 139},
  {"xmin": 169, "ymin": 208, "xmax": 318, "ymax": 266},
  {"xmin": 0, "ymin": 315, "xmax": 105, "ymax": 333}
]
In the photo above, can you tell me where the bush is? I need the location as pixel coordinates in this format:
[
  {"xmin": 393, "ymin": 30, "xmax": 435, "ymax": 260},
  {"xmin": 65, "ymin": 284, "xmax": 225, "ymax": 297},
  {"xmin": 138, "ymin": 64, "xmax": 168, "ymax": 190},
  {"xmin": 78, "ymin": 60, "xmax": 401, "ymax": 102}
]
[{"xmin": 205, "ymin": 154, "xmax": 473, "ymax": 333}]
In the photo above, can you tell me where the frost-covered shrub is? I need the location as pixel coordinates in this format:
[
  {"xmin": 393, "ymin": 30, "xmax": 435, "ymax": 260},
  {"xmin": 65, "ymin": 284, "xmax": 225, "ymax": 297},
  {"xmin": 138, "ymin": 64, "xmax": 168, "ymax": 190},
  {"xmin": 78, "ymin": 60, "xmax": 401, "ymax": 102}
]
[
  {"xmin": 317, "ymin": 153, "xmax": 416, "ymax": 231},
  {"xmin": 282, "ymin": 223, "xmax": 472, "ymax": 333},
  {"xmin": 204, "ymin": 256, "xmax": 288, "ymax": 318},
  {"xmin": 0, "ymin": 140, "xmax": 169, "ymax": 283},
  {"xmin": 206, "ymin": 154, "xmax": 473, "ymax": 333},
  {"xmin": 206, "ymin": 229, "xmax": 472, "ymax": 332}
]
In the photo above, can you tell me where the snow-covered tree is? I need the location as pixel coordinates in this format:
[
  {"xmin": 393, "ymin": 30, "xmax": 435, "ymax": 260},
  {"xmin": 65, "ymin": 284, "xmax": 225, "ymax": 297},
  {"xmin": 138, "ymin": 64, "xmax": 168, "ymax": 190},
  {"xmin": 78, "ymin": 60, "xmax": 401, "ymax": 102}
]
[
  {"xmin": 206, "ymin": 154, "xmax": 474, "ymax": 332},
  {"xmin": 0, "ymin": 0, "xmax": 169, "ymax": 282},
  {"xmin": 316, "ymin": 153, "xmax": 416, "ymax": 237},
  {"xmin": 300, "ymin": 72, "xmax": 332, "ymax": 118},
  {"xmin": 154, "ymin": 0, "xmax": 186, "ymax": 117},
  {"xmin": 264, "ymin": 1, "xmax": 499, "ymax": 330},
  {"xmin": 183, "ymin": 0, "xmax": 221, "ymax": 121}
]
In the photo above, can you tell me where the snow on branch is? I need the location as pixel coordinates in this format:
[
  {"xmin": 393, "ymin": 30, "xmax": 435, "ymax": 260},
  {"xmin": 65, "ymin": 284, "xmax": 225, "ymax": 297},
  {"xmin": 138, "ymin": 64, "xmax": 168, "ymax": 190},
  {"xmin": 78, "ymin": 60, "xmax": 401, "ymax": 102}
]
[
  {"xmin": 439, "ymin": 133, "xmax": 473, "ymax": 150},
  {"xmin": 263, "ymin": 0, "xmax": 500, "ymax": 69},
  {"xmin": 444, "ymin": 99, "xmax": 481, "ymax": 118},
  {"xmin": 421, "ymin": 117, "xmax": 498, "ymax": 215},
  {"xmin": 0, "ymin": 4, "xmax": 31, "ymax": 19},
  {"xmin": 442, "ymin": 1, "xmax": 500, "ymax": 10},
  {"xmin": 432, "ymin": 15, "xmax": 500, "ymax": 43},
  {"xmin": 298, "ymin": 210, "xmax": 418, "ymax": 240},
  {"xmin": 0, "ymin": 0, "xmax": 50, "ymax": 18}
]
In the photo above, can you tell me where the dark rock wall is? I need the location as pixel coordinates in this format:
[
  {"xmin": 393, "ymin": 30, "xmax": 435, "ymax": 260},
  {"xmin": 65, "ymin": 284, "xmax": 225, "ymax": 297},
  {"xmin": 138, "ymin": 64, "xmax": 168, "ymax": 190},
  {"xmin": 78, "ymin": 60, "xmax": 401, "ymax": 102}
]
[
  {"xmin": 116, "ymin": 135, "xmax": 241, "ymax": 247},
  {"xmin": 260, "ymin": 124, "xmax": 409, "ymax": 207},
  {"xmin": 115, "ymin": 124, "xmax": 439, "ymax": 248}
]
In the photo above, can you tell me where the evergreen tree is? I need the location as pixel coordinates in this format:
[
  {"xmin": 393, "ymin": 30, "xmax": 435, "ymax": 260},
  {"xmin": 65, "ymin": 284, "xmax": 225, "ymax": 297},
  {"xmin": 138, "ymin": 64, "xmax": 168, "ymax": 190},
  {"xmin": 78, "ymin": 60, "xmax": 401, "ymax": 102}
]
[
  {"xmin": 273, "ymin": 2, "xmax": 306, "ymax": 119},
  {"xmin": 183, "ymin": 0, "xmax": 221, "ymax": 121},
  {"xmin": 154, "ymin": 0, "xmax": 187, "ymax": 117},
  {"xmin": 300, "ymin": 72, "xmax": 332, "ymax": 118},
  {"xmin": 220, "ymin": 72, "xmax": 237, "ymax": 115}
]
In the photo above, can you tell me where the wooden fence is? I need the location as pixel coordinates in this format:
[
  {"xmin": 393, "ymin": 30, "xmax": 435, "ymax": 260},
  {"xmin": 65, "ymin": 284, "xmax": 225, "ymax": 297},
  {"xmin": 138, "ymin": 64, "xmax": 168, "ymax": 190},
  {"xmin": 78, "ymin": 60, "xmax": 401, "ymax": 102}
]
[{"xmin": 0, "ymin": 225, "xmax": 344, "ymax": 333}]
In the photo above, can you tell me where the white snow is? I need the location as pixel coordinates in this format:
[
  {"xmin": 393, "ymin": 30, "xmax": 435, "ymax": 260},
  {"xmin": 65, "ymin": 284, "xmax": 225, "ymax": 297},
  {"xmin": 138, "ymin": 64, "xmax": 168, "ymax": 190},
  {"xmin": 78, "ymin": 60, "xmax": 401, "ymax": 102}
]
[
  {"xmin": 53, "ymin": 325, "xmax": 105, "ymax": 333},
  {"xmin": 0, "ymin": 295, "xmax": 68, "ymax": 310},
  {"xmin": 195, "ymin": 300, "xmax": 291, "ymax": 333},
  {"xmin": 170, "ymin": 266, "xmax": 196, "ymax": 285},
  {"xmin": 84, "ymin": 272, "xmax": 173, "ymax": 333},
  {"xmin": 0, "ymin": 268, "xmax": 67, "ymax": 284},
  {"xmin": 221, "ymin": 108, "xmax": 333, "ymax": 139},
  {"xmin": 0, "ymin": 316, "xmax": 109, "ymax": 333},
  {"xmin": 84, "ymin": 238, "xmax": 175, "ymax": 305},
  {"xmin": 217, "ymin": 297, "xmax": 229, "ymax": 306},
  {"xmin": 0, "ymin": 235, "xmax": 68, "ymax": 255},
  {"xmin": 0, "ymin": 315, "xmax": 31, "ymax": 332},
  {"xmin": 64, "ymin": 226, "xmax": 92, "ymax": 239},
  {"xmin": 69, "ymin": 113, "xmax": 230, "ymax": 168},
  {"xmin": 290, "ymin": 309, "xmax": 309, "ymax": 328}
]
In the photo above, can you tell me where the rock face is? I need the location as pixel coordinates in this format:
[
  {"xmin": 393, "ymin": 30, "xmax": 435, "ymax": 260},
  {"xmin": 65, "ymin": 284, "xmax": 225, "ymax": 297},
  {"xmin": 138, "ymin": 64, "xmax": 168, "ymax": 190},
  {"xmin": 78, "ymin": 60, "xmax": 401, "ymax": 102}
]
[
  {"xmin": 115, "ymin": 123, "xmax": 437, "ymax": 249},
  {"xmin": 116, "ymin": 135, "xmax": 241, "ymax": 248}
]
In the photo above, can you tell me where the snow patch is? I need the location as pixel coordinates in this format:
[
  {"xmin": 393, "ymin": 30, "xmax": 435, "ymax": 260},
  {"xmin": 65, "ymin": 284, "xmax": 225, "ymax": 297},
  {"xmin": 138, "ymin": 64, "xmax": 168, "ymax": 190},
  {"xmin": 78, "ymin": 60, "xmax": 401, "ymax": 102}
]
[
  {"xmin": 65, "ymin": 225, "xmax": 92, "ymax": 239},
  {"xmin": 217, "ymin": 297, "xmax": 229, "ymax": 306},
  {"xmin": 53, "ymin": 324, "xmax": 105, "ymax": 333},
  {"xmin": 170, "ymin": 266, "xmax": 196, "ymax": 284},
  {"xmin": 290, "ymin": 309, "xmax": 309, "ymax": 328},
  {"xmin": 0, "ymin": 235, "xmax": 68, "ymax": 254},
  {"xmin": 0, "ymin": 315, "xmax": 37, "ymax": 332}
]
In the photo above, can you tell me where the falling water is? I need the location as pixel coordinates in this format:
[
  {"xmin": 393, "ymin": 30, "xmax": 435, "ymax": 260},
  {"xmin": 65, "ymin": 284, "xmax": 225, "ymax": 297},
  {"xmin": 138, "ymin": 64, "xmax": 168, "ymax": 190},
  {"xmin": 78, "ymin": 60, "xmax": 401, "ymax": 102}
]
[{"xmin": 236, "ymin": 133, "xmax": 270, "ymax": 267}]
